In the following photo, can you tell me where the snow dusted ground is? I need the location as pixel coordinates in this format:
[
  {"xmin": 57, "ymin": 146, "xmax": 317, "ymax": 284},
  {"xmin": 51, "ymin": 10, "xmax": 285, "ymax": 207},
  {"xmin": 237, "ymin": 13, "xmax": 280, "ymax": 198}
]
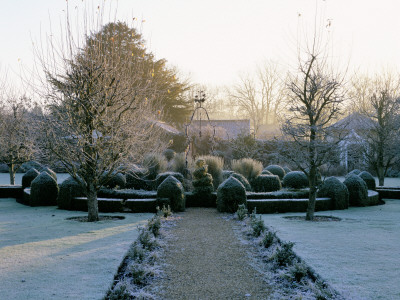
[
  {"xmin": 0, "ymin": 198, "xmax": 151, "ymax": 300},
  {"xmin": 261, "ymin": 200, "xmax": 400, "ymax": 300},
  {"xmin": 0, "ymin": 173, "xmax": 70, "ymax": 185}
]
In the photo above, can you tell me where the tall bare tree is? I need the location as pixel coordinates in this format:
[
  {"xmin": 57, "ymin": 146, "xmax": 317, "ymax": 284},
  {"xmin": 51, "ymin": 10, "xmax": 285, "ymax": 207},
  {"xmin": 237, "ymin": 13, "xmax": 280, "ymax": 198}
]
[
  {"xmin": 280, "ymin": 48, "xmax": 346, "ymax": 220},
  {"xmin": 35, "ymin": 5, "xmax": 165, "ymax": 221},
  {"xmin": 350, "ymin": 71, "xmax": 400, "ymax": 185}
]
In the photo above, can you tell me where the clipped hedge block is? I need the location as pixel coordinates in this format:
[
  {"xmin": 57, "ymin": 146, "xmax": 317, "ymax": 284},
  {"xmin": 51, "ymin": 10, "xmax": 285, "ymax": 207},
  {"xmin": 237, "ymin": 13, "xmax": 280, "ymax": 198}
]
[
  {"xmin": 252, "ymin": 175, "xmax": 281, "ymax": 192},
  {"xmin": 157, "ymin": 176, "xmax": 185, "ymax": 212},
  {"xmin": 30, "ymin": 172, "xmax": 59, "ymax": 206},
  {"xmin": 156, "ymin": 172, "xmax": 184, "ymax": 188},
  {"xmin": 318, "ymin": 177, "xmax": 349, "ymax": 210},
  {"xmin": 282, "ymin": 171, "xmax": 308, "ymax": 189},
  {"xmin": 347, "ymin": 169, "xmax": 361, "ymax": 177},
  {"xmin": 344, "ymin": 174, "xmax": 368, "ymax": 206},
  {"xmin": 72, "ymin": 197, "xmax": 123, "ymax": 212},
  {"xmin": 264, "ymin": 165, "xmax": 286, "ymax": 180},
  {"xmin": 102, "ymin": 172, "xmax": 126, "ymax": 189},
  {"xmin": 222, "ymin": 170, "xmax": 234, "ymax": 180},
  {"xmin": 0, "ymin": 185, "xmax": 23, "ymax": 199},
  {"xmin": 40, "ymin": 167, "xmax": 57, "ymax": 181},
  {"xmin": 359, "ymin": 171, "xmax": 376, "ymax": 191},
  {"xmin": 247, "ymin": 198, "xmax": 332, "ymax": 214},
  {"xmin": 125, "ymin": 198, "xmax": 158, "ymax": 213},
  {"xmin": 57, "ymin": 176, "xmax": 84, "ymax": 210},
  {"xmin": 125, "ymin": 166, "xmax": 149, "ymax": 190},
  {"xmin": 185, "ymin": 192, "xmax": 217, "ymax": 208},
  {"xmin": 247, "ymin": 189, "xmax": 310, "ymax": 199},
  {"xmin": 283, "ymin": 166, "xmax": 292, "ymax": 174},
  {"xmin": 217, "ymin": 177, "xmax": 247, "ymax": 213},
  {"xmin": 261, "ymin": 170, "xmax": 273, "ymax": 175},
  {"xmin": 97, "ymin": 188, "xmax": 157, "ymax": 199},
  {"xmin": 22, "ymin": 168, "xmax": 40, "ymax": 189}
]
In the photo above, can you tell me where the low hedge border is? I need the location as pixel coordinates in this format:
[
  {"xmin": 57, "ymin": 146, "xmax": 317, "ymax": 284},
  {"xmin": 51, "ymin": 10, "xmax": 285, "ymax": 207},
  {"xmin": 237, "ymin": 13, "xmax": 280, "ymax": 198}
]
[
  {"xmin": 247, "ymin": 198, "xmax": 332, "ymax": 214},
  {"xmin": 0, "ymin": 185, "xmax": 23, "ymax": 199},
  {"xmin": 185, "ymin": 192, "xmax": 217, "ymax": 207},
  {"xmin": 376, "ymin": 187, "xmax": 400, "ymax": 200},
  {"xmin": 97, "ymin": 188, "xmax": 157, "ymax": 199},
  {"xmin": 246, "ymin": 189, "xmax": 309, "ymax": 200}
]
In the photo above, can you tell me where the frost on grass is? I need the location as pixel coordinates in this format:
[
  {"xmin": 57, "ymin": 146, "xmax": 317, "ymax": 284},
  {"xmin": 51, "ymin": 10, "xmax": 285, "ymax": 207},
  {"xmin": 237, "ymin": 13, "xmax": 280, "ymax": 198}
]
[
  {"xmin": 230, "ymin": 211, "xmax": 344, "ymax": 300},
  {"xmin": 105, "ymin": 211, "xmax": 179, "ymax": 299}
]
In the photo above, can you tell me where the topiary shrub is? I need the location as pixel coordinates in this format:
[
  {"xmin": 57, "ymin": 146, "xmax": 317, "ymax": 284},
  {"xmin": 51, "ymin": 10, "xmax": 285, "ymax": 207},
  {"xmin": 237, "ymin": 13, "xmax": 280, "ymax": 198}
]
[
  {"xmin": 163, "ymin": 149, "xmax": 176, "ymax": 161},
  {"xmin": 359, "ymin": 171, "xmax": 376, "ymax": 190},
  {"xmin": 57, "ymin": 176, "xmax": 84, "ymax": 210},
  {"xmin": 282, "ymin": 171, "xmax": 308, "ymax": 189},
  {"xmin": 261, "ymin": 169, "xmax": 273, "ymax": 175},
  {"xmin": 347, "ymin": 169, "xmax": 361, "ymax": 177},
  {"xmin": 22, "ymin": 168, "xmax": 40, "ymax": 189},
  {"xmin": 143, "ymin": 153, "xmax": 168, "ymax": 180},
  {"xmin": 217, "ymin": 176, "xmax": 247, "ymax": 213},
  {"xmin": 222, "ymin": 170, "xmax": 234, "ymax": 180},
  {"xmin": 198, "ymin": 155, "xmax": 224, "ymax": 189},
  {"xmin": 30, "ymin": 172, "xmax": 59, "ymax": 206},
  {"xmin": 102, "ymin": 172, "xmax": 126, "ymax": 189},
  {"xmin": 230, "ymin": 173, "xmax": 252, "ymax": 191},
  {"xmin": 157, "ymin": 175, "xmax": 185, "ymax": 212},
  {"xmin": 264, "ymin": 165, "xmax": 286, "ymax": 180},
  {"xmin": 155, "ymin": 172, "xmax": 184, "ymax": 188},
  {"xmin": 40, "ymin": 167, "xmax": 57, "ymax": 181},
  {"xmin": 231, "ymin": 158, "xmax": 263, "ymax": 183},
  {"xmin": 283, "ymin": 166, "xmax": 292, "ymax": 174},
  {"xmin": 343, "ymin": 174, "xmax": 368, "ymax": 206},
  {"xmin": 192, "ymin": 159, "xmax": 214, "ymax": 194},
  {"xmin": 318, "ymin": 177, "xmax": 349, "ymax": 210},
  {"xmin": 252, "ymin": 175, "xmax": 281, "ymax": 192}
]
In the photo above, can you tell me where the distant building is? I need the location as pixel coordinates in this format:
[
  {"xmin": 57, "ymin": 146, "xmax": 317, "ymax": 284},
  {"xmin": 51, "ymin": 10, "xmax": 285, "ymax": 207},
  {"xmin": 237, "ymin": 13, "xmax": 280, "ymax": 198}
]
[{"xmin": 191, "ymin": 119, "xmax": 251, "ymax": 140}]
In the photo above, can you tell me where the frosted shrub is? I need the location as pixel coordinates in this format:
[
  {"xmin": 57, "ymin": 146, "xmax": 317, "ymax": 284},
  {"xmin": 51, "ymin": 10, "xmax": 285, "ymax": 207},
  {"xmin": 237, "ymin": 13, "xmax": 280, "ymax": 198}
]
[
  {"xmin": 262, "ymin": 231, "xmax": 277, "ymax": 248},
  {"xmin": 231, "ymin": 172, "xmax": 252, "ymax": 191},
  {"xmin": 282, "ymin": 171, "xmax": 308, "ymax": 189},
  {"xmin": 217, "ymin": 176, "xmax": 246, "ymax": 213},
  {"xmin": 222, "ymin": 170, "xmax": 234, "ymax": 180},
  {"xmin": 274, "ymin": 241, "xmax": 296, "ymax": 267},
  {"xmin": 289, "ymin": 261, "xmax": 309, "ymax": 282},
  {"xmin": 163, "ymin": 149, "xmax": 176, "ymax": 161},
  {"xmin": 198, "ymin": 155, "xmax": 224, "ymax": 189},
  {"xmin": 30, "ymin": 172, "xmax": 59, "ymax": 206},
  {"xmin": 170, "ymin": 152, "xmax": 191, "ymax": 178},
  {"xmin": 264, "ymin": 165, "xmax": 286, "ymax": 180},
  {"xmin": 21, "ymin": 168, "xmax": 39, "ymax": 189},
  {"xmin": 236, "ymin": 204, "xmax": 248, "ymax": 221},
  {"xmin": 359, "ymin": 171, "xmax": 376, "ymax": 190},
  {"xmin": 57, "ymin": 176, "xmax": 84, "ymax": 210},
  {"xmin": 343, "ymin": 174, "xmax": 368, "ymax": 206},
  {"xmin": 231, "ymin": 158, "xmax": 263, "ymax": 183},
  {"xmin": 318, "ymin": 177, "xmax": 349, "ymax": 210},
  {"xmin": 346, "ymin": 169, "xmax": 361, "ymax": 177},
  {"xmin": 143, "ymin": 153, "xmax": 168, "ymax": 180},
  {"xmin": 102, "ymin": 172, "xmax": 126, "ymax": 189},
  {"xmin": 192, "ymin": 159, "xmax": 214, "ymax": 194},
  {"xmin": 252, "ymin": 175, "xmax": 281, "ymax": 192},
  {"xmin": 283, "ymin": 166, "xmax": 292, "ymax": 174},
  {"xmin": 261, "ymin": 169, "xmax": 272, "ymax": 175},
  {"xmin": 125, "ymin": 165, "xmax": 148, "ymax": 189},
  {"xmin": 147, "ymin": 215, "xmax": 161, "ymax": 237},
  {"xmin": 40, "ymin": 166, "xmax": 57, "ymax": 181},
  {"xmin": 157, "ymin": 175, "xmax": 185, "ymax": 212},
  {"xmin": 155, "ymin": 172, "xmax": 184, "ymax": 188},
  {"xmin": 251, "ymin": 215, "xmax": 265, "ymax": 237}
]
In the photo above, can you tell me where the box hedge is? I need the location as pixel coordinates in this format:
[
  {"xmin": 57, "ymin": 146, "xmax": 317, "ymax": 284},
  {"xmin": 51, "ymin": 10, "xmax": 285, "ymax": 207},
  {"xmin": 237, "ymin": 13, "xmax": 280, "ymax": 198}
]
[
  {"xmin": 157, "ymin": 175, "xmax": 185, "ymax": 212},
  {"xmin": 217, "ymin": 176, "xmax": 247, "ymax": 213},
  {"xmin": 264, "ymin": 165, "xmax": 286, "ymax": 180},
  {"xmin": 252, "ymin": 175, "xmax": 281, "ymax": 192},
  {"xmin": 318, "ymin": 177, "xmax": 349, "ymax": 210},
  {"xmin": 22, "ymin": 168, "xmax": 40, "ymax": 189},
  {"xmin": 57, "ymin": 176, "xmax": 85, "ymax": 210},
  {"xmin": 359, "ymin": 171, "xmax": 376, "ymax": 190},
  {"xmin": 343, "ymin": 174, "xmax": 368, "ymax": 206},
  {"xmin": 282, "ymin": 171, "xmax": 308, "ymax": 189},
  {"xmin": 30, "ymin": 172, "xmax": 59, "ymax": 206}
]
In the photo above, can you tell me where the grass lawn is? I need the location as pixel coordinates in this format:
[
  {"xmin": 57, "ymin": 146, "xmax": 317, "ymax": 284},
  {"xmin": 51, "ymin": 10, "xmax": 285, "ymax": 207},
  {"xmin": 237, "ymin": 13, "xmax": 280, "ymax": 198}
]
[
  {"xmin": 0, "ymin": 198, "xmax": 151, "ymax": 300},
  {"xmin": 261, "ymin": 200, "xmax": 400, "ymax": 300}
]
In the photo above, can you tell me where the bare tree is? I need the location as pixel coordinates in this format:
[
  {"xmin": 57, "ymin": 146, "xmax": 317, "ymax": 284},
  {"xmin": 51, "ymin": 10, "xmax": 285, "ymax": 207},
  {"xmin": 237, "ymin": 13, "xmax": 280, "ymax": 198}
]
[
  {"xmin": 350, "ymin": 71, "xmax": 400, "ymax": 186},
  {"xmin": 34, "ymin": 5, "xmax": 165, "ymax": 221},
  {"xmin": 0, "ymin": 93, "xmax": 35, "ymax": 184},
  {"xmin": 280, "ymin": 48, "xmax": 346, "ymax": 221},
  {"xmin": 228, "ymin": 61, "xmax": 285, "ymax": 135}
]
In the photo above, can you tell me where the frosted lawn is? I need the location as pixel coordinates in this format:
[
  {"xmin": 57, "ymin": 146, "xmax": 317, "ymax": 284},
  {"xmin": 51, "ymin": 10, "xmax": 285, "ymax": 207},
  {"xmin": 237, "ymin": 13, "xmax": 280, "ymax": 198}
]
[
  {"xmin": 0, "ymin": 198, "xmax": 151, "ymax": 300},
  {"xmin": 261, "ymin": 199, "xmax": 400, "ymax": 300}
]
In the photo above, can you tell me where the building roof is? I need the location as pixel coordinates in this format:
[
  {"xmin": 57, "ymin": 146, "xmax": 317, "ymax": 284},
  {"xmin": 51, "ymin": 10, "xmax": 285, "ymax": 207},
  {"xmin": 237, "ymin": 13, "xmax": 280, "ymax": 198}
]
[
  {"xmin": 332, "ymin": 112, "xmax": 375, "ymax": 131},
  {"xmin": 191, "ymin": 119, "xmax": 251, "ymax": 139}
]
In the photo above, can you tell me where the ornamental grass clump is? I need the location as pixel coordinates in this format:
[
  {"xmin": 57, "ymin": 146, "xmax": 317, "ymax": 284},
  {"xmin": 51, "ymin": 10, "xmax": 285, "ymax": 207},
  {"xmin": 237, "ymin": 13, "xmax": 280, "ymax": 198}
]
[
  {"xmin": 157, "ymin": 175, "xmax": 185, "ymax": 212},
  {"xmin": 57, "ymin": 176, "xmax": 84, "ymax": 210},
  {"xmin": 198, "ymin": 155, "xmax": 224, "ymax": 189},
  {"xmin": 359, "ymin": 171, "xmax": 376, "ymax": 190},
  {"xmin": 21, "ymin": 168, "xmax": 39, "ymax": 189},
  {"xmin": 343, "ymin": 174, "xmax": 368, "ymax": 206},
  {"xmin": 163, "ymin": 149, "xmax": 176, "ymax": 161},
  {"xmin": 252, "ymin": 174, "xmax": 281, "ymax": 192},
  {"xmin": 143, "ymin": 153, "xmax": 168, "ymax": 180},
  {"xmin": 264, "ymin": 164, "xmax": 286, "ymax": 180},
  {"xmin": 30, "ymin": 172, "xmax": 59, "ymax": 206},
  {"xmin": 282, "ymin": 171, "xmax": 308, "ymax": 189},
  {"xmin": 318, "ymin": 177, "xmax": 349, "ymax": 210},
  {"xmin": 231, "ymin": 158, "xmax": 263, "ymax": 184},
  {"xmin": 217, "ymin": 176, "xmax": 247, "ymax": 213}
]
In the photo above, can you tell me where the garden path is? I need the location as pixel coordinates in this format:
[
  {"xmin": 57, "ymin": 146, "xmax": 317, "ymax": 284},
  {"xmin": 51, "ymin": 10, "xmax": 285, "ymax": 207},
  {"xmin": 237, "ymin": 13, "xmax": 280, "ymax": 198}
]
[{"xmin": 154, "ymin": 208, "xmax": 271, "ymax": 299}]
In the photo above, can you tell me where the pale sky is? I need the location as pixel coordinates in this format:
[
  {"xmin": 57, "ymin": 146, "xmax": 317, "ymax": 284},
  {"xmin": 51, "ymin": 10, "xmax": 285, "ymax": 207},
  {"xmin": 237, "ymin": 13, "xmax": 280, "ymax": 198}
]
[{"xmin": 1, "ymin": 0, "xmax": 399, "ymax": 88}]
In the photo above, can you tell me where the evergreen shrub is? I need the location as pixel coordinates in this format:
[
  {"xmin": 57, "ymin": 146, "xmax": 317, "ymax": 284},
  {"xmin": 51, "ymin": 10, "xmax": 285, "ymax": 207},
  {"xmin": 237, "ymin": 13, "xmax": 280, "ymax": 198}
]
[
  {"xmin": 125, "ymin": 165, "xmax": 148, "ymax": 190},
  {"xmin": 30, "ymin": 172, "xmax": 59, "ymax": 206},
  {"xmin": 192, "ymin": 159, "xmax": 214, "ymax": 194},
  {"xmin": 217, "ymin": 176, "xmax": 247, "ymax": 213},
  {"xmin": 231, "ymin": 173, "xmax": 252, "ymax": 191},
  {"xmin": 283, "ymin": 166, "xmax": 292, "ymax": 174},
  {"xmin": 222, "ymin": 170, "xmax": 234, "ymax": 180},
  {"xmin": 231, "ymin": 158, "xmax": 263, "ymax": 183},
  {"xmin": 261, "ymin": 169, "xmax": 272, "ymax": 175},
  {"xmin": 157, "ymin": 175, "xmax": 185, "ymax": 212},
  {"xmin": 57, "ymin": 176, "xmax": 84, "ymax": 210},
  {"xmin": 282, "ymin": 171, "xmax": 308, "ymax": 189},
  {"xmin": 155, "ymin": 172, "xmax": 184, "ymax": 188},
  {"xmin": 102, "ymin": 172, "xmax": 126, "ymax": 189},
  {"xmin": 40, "ymin": 167, "xmax": 57, "ymax": 181},
  {"xmin": 343, "ymin": 174, "xmax": 368, "ymax": 206},
  {"xmin": 359, "ymin": 171, "xmax": 376, "ymax": 190},
  {"xmin": 22, "ymin": 168, "xmax": 40, "ymax": 189},
  {"xmin": 318, "ymin": 177, "xmax": 349, "ymax": 210},
  {"xmin": 252, "ymin": 175, "xmax": 281, "ymax": 192},
  {"xmin": 163, "ymin": 149, "xmax": 176, "ymax": 161},
  {"xmin": 198, "ymin": 155, "xmax": 224, "ymax": 189},
  {"xmin": 264, "ymin": 165, "xmax": 286, "ymax": 180},
  {"xmin": 347, "ymin": 169, "xmax": 361, "ymax": 177}
]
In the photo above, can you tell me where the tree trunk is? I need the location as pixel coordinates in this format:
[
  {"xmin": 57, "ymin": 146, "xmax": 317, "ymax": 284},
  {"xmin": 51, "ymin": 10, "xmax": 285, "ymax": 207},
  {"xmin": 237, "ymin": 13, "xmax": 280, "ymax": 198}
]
[
  {"xmin": 9, "ymin": 164, "xmax": 15, "ymax": 185},
  {"xmin": 87, "ymin": 181, "xmax": 99, "ymax": 222},
  {"xmin": 306, "ymin": 165, "xmax": 317, "ymax": 221},
  {"xmin": 378, "ymin": 167, "xmax": 385, "ymax": 186},
  {"xmin": 377, "ymin": 144, "xmax": 385, "ymax": 186}
]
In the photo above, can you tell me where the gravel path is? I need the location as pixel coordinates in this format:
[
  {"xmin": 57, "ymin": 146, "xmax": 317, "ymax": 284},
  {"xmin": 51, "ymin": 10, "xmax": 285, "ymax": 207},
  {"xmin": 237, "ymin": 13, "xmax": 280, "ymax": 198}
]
[{"xmin": 155, "ymin": 208, "xmax": 271, "ymax": 299}]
